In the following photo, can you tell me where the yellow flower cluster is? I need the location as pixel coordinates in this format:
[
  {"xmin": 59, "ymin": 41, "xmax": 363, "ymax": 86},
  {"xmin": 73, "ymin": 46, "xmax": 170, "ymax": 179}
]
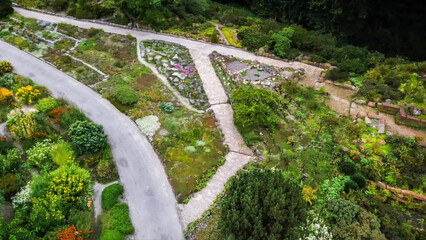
[
  {"xmin": 15, "ymin": 85, "xmax": 40, "ymax": 104},
  {"xmin": 0, "ymin": 88, "xmax": 13, "ymax": 104},
  {"xmin": 32, "ymin": 167, "xmax": 90, "ymax": 221}
]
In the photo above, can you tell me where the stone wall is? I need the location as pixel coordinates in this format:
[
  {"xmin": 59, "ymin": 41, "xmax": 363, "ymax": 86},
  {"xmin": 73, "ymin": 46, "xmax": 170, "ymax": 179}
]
[{"xmin": 397, "ymin": 108, "xmax": 426, "ymax": 129}]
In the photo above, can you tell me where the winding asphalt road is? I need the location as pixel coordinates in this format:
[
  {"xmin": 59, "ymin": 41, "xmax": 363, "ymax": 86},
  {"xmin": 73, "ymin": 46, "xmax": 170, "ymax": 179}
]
[{"xmin": 0, "ymin": 41, "xmax": 183, "ymax": 240}]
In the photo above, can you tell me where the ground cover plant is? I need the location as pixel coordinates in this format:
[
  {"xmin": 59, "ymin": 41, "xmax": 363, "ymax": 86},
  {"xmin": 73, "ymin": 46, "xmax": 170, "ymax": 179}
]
[
  {"xmin": 188, "ymin": 56, "xmax": 426, "ymax": 239},
  {"xmin": 0, "ymin": 62, "xmax": 128, "ymax": 239},
  {"xmin": 1, "ymin": 15, "xmax": 227, "ymax": 202}
]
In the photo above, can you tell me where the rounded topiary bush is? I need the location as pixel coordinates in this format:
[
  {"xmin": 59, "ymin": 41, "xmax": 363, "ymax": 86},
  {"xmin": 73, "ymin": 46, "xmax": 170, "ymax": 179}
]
[
  {"xmin": 100, "ymin": 230, "xmax": 124, "ymax": 240},
  {"xmin": 102, "ymin": 183, "xmax": 124, "ymax": 210},
  {"xmin": 0, "ymin": 60, "xmax": 13, "ymax": 76},
  {"xmin": 351, "ymin": 173, "xmax": 367, "ymax": 189},
  {"xmin": 69, "ymin": 120, "xmax": 107, "ymax": 154},
  {"xmin": 344, "ymin": 179, "xmax": 360, "ymax": 192},
  {"xmin": 36, "ymin": 97, "xmax": 58, "ymax": 113},
  {"xmin": 340, "ymin": 161, "xmax": 357, "ymax": 175},
  {"xmin": 114, "ymin": 85, "xmax": 138, "ymax": 105},
  {"xmin": 220, "ymin": 168, "xmax": 307, "ymax": 239}
]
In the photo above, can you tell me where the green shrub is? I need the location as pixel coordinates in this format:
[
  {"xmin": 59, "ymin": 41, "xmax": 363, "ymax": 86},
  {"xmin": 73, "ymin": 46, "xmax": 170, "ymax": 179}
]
[
  {"xmin": 88, "ymin": 27, "xmax": 104, "ymax": 37},
  {"xmin": 0, "ymin": 173, "xmax": 21, "ymax": 199},
  {"xmin": 328, "ymin": 68, "xmax": 349, "ymax": 82},
  {"xmin": 36, "ymin": 97, "xmax": 58, "ymax": 113},
  {"xmin": 210, "ymin": 32, "xmax": 219, "ymax": 43},
  {"xmin": 77, "ymin": 38, "xmax": 98, "ymax": 51},
  {"xmin": 97, "ymin": 159, "xmax": 119, "ymax": 183},
  {"xmin": 220, "ymin": 169, "xmax": 306, "ymax": 239},
  {"xmin": 68, "ymin": 210, "xmax": 91, "ymax": 230},
  {"xmin": 100, "ymin": 230, "xmax": 124, "ymax": 240},
  {"xmin": 84, "ymin": 151, "xmax": 102, "ymax": 167},
  {"xmin": 0, "ymin": 60, "xmax": 13, "ymax": 76},
  {"xmin": 102, "ymin": 183, "xmax": 124, "ymax": 210},
  {"xmin": 232, "ymin": 85, "xmax": 283, "ymax": 130},
  {"xmin": 51, "ymin": 141, "xmax": 75, "ymax": 166},
  {"xmin": 340, "ymin": 161, "xmax": 357, "ymax": 175},
  {"xmin": 69, "ymin": 120, "xmax": 107, "ymax": 154},
  {"xmin": 114, "ymin": 85, "xmax": 138, "ymax": 105},
  {"xmin": 0, "ymin": 148, "xmax": 22, "ymax": 175},
  {"xmin": 111, "ymin": 203, "xmax": 134, "ymax": 235},
  {"xmin": 344, "ymin": 179, "xmax": 360, "ymax": 192},
  {"xmin": 160, "ymin": 102, "xmax": 174, "ymax": 113},
  {"xmin": 237, "ymin": 26, "xmax": 268, "ymax": 50},
  {"xmin": 270, "ymin": 27, "xmax": 294, "ymax": 58},
  {"xmin": 26, "ymin": 139, "xmax": 52, "ymax": 167},
  {"xmin": 59, "ymin": 106, "xmax": 88, "ymax": 129},
  {"xmin": 0, "ymin": 73, "xmax": 15, "ymax": 88},
  {"xmin": 351, "ymin": 173, "xmax": 366, "ymax": 189}
]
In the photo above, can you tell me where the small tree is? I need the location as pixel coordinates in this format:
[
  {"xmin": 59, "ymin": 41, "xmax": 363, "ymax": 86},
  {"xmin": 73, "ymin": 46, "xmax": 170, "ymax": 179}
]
[
  {"xmin": 220, "ymin": 169, "xmax": 307, "ymax": 239},
  {"xmin": 270, "ymin": 27, "xmax": 294, "ymax": 58},
  {"xmin": 69, "ymin": 120, "xmax": 107, "ymax": 154}
]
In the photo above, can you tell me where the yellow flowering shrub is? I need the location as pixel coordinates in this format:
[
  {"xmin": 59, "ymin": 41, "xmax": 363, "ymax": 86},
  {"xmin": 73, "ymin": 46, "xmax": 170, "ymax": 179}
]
[
  {"xmin": 0, "ymin": 60, "xmax": 13, "ymax": 75},
  {"xmin": 303, "ymin": 186, "xmax": 318, "ymax": 205},
  {"xmin": 31, "ymin": 165, "xmax": 91, "ymax": 223},
  {"xmin": 7, "ymin": 112, "xmax": 37, "ymax": 140},
  {"xmin": 0, "ymin": 88, "xmax": 13, "ymax": 105},
  {"xmin": 15, "ymin": 85, "xmax": 40, "ymax": 104}
]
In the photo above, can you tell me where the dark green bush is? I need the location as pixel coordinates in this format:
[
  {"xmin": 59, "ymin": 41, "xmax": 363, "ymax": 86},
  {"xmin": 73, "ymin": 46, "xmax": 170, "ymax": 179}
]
[
  {"xmin": 341, "ymin": 161, "xmax": 357, "ymax": 175},
  {"xmin": 351, "ymin": 173, "xmax": 366, "ymax": 189},
  {"xmin": 111, "ymin": 203, "xmax": 135, "ymax": 235},
  {"xmin": 344, "ymin": 179, "xmax": 360, "ymax": 192},
  {"xmin": 60, "ymin": 106, "xmax": 89, "ymax": 129},
  {"xmin": 114, "ymin": 85, "xmax": 138, "ymax": 105},
  {"xmin": 0, "ymin": 173, "xmax": 21, "ymax": 199},
  {"xmin": 97, "ymin": 159, "xmax": 119, "ymax": 183},
  {"xmin": 220, "ymin": 169, "xmax": 306, "ymax": 239},
  {"xmin": 69, "ymin": 120, "xmax": 107, "ymax": 154},
  {"xmin": 102, "ymin": 183, "xmax": 124, "ymax": 210},
  {"xmin": 232, "ymin": 85, "xmax": 283, "ymax": 130},
  {"xmin": 88, "ymin": 27, "xmax": 104, "ymax": 37},
  {"xmin": 237, "ymin": 26, "xmax": 268, "ymax": 50},
  {"xmin": 100, "ymin": 230, "xmax": 124, "ymax": 240},
  {"xmin": 0, "ymin": 0, "xmax": 13, "ymax": 19},
  {"xmin": 328, "ymin": 69, "xmax": 349, "ymax": 82}
]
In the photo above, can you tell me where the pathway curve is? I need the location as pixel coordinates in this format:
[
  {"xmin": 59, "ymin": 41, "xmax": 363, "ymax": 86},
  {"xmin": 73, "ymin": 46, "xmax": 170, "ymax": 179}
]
[
  {"xmin": 93, "ymin": 181, "xmax": 119, "ymax": 219},
  {"xmin": 0, "ymin": 41, "xmax": 183, "ymax": 239},
  {"xmin": 12, "ymin": 7, "xmax": 425, "ymax": 229}
]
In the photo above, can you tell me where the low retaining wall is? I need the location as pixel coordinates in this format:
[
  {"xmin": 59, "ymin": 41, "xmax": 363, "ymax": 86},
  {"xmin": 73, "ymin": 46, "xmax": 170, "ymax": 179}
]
[{"xmin": 397, "ymin": 108, "xmax": 426, "ymax": 129}]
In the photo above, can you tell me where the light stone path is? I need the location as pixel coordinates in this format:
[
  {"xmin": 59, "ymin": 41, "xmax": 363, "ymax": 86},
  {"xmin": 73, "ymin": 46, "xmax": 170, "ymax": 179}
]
[{"xmin": 136, "ymin": 42, "xmax": 203, "ymax": 113}]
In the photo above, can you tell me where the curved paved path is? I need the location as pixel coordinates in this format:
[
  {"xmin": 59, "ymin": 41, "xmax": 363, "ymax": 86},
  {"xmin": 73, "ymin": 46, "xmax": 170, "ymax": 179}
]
[{"xmin": 0, "ymin": 41, "xmax": 183, "ymax": 240}]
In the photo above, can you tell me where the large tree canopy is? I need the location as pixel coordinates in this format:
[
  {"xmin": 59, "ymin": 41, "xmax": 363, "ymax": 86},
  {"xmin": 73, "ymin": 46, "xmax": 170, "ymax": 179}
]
[
  {"xmin": 219, "ymin": 169, "xmax": 307, "ymax": 239},
  {"xmin": 0, "ymin": 0, "xmax": 13, "ymax": 18}
]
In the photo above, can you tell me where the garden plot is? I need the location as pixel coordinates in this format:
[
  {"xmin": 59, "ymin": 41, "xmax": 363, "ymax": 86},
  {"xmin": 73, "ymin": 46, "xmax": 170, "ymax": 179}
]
[
  {"xmin": 141, "ymin": 40, "xmax": 209, "ymax": 110},
  {"xmin": 0, "ymin": 63, "xmax": 131, "ymax": 239},
  {"xmin": 0, "ymin": 16, "xmax": 106, "ymax": 86},
  {"xmin": 1, "ymin": 15, "xmax": 227, "ymax": 203},
  {"xmin": 211, "ymin": 53, "xmax": 304, "ymax": 92}
]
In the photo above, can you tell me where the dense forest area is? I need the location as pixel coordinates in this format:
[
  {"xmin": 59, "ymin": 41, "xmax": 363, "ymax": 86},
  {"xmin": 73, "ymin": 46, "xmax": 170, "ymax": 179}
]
[{"xmin": 7, "ymin": 0, "xmax": 426, "ymax": 60}]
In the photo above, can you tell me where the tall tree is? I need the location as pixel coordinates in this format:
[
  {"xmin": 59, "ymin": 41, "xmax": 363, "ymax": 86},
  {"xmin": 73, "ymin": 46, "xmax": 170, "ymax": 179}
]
[
  {"xmin": 220, "ymin": 168, "xmax": 307, "ymax": 239},
  {"xmin": 0, "ymin": 0, "xmax": 13, "ymax": 18}
]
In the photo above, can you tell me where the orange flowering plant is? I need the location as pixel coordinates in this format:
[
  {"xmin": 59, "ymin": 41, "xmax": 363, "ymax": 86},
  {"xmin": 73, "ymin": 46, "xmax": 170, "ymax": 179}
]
[{"xmin": 56, "ymin": 225, "xmax": 93, "ymax": 240}]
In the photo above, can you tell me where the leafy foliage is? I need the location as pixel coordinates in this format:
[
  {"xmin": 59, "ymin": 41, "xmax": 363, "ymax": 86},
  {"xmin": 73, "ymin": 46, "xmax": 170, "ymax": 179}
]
[
  {"xmin": 232, "ymin": 85, "xmax": 283, "ymax": 130},
  {"xmin": 26, "ymin": 139, "xmax": 52, "ymax": 167},
  {"xmin": 102, "ymin": 183, "xmax": 124, "ymax": 210},
  {"xmin": 36, "ymin": 97, "xmax": 58, "ymax": 113},
  {"xmin": 114, "ymin": 85, "xmax": 138, "ymax": 105},
  {"xmin": 110, "ymin": 203, "xmax": 135, "ymax": 235},
  {"xmin": 69, "ymin": 120, "xmax": 107, "ymax": 154},
  {"xmin": 0, "ymin": 60, "xmax": 13, "ymax": 76},
  {"xmin": 220, "ymin": 169, "xmax": 306, "ymax": 239}
]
